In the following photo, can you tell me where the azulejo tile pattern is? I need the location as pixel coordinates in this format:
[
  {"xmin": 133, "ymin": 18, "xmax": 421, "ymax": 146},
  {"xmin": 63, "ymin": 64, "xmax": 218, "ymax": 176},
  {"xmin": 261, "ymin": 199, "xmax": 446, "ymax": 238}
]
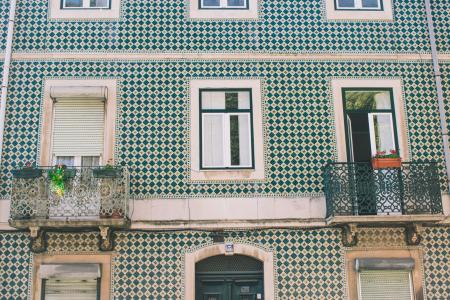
[
  {"xmin": 431, "ymin": 0, "xmax": 450, "ymax": 53},
  {"xmin": 0, "ymin": 60, "xmax": 446, "ymax": 198},
  {"xmin": 10, "ymin": 0, "xmax": 438, "ymax": 54},
  {"xmin": 423, "ymin": 227, "xmax": 450, "ymax": 300},
  {"xmin": 1, "ymin": 228, "xmax": 450, "ymax": 299},
  {"xmin": 0, "ymin": 232, "xmax": 30, "ymax": 300},
  {"xmin": 0, "ymin": 0, "xmax": 9, "ymax": 51}
]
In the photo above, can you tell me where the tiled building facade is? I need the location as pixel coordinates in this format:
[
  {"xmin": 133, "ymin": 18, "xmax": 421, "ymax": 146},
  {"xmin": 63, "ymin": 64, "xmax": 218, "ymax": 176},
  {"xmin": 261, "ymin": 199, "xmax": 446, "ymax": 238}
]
[{"xmin": 0, "ymin": 0, "xmax": 449, "ymax": 299}]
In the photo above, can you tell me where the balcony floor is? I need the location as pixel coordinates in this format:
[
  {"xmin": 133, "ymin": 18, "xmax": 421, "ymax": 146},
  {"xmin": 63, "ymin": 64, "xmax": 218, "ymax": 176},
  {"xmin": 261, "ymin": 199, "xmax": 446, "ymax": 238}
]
[
  {"xmin": 9, "ymin": 218, "xmax": 131, "ymax": 230},
  {"xmin": 327, "ymin": 214, "xmax": 445, "ymax": 226}
]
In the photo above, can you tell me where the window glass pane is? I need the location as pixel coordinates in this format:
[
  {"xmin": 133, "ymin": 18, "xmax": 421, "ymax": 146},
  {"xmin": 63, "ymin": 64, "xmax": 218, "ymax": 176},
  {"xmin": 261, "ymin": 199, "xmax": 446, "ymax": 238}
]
[
  {"xmin": 230, "ymin": 114, "xmax": 251, "ymax": 166},
  {"xmin": 203, "ymin": 115, "xmax": 225, "ymax": 167},
  {"xmin": 337, "ymin": 0, "xmax": 355, "ymax": 8},
  {"xmin": 202, "ymin": 92, "xmax": 226, "ymax": 110},
  {"xmin": 362, "ymin": 0, "xmax": 380, "ymax": 8},
  {"xmin": 81, "ymin": 156, "xmax": 100, "ymax": 167},
  {"xmin": 228, "ymin": 0, "xmax": 246, "ymax": 7},
  {"xmin": 90, "ymin": 0, "xmax": 109, "ymax": 7},
  {"xmin": 202, "ymin": 0, "xmax": 220, "ymax": 7},
  {"xmin": 63, "ymin": 0, "xmax": 83, "ymax": 7},
  {"xmin": 345, "ymin": 90, "xmax": 391, "ymax": 110},
  {"xmin": 56, "ymin": 156, "xmax": 75, "ymax": 167},
  {"xmin": 370, "ymin": 114, "xmax": 395, "ymax": 155}
]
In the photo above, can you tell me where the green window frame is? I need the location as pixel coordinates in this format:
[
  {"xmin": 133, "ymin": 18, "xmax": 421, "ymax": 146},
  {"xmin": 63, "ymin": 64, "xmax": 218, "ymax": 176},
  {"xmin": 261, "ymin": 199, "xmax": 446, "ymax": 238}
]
[
  {"xmin": 342, "ymin": 87, "xmax": 400, "ymax": 162},
  {"xmin": 61, "ymin": 0, "xmax": 111, "ymax": 9},
  {"xmin": 199, "ymin": 0, "xmax": 249, "ymax": 10},
  {"xmin": 199, "ymin": 88, "xmax": 255, "ymax": 170},
  {"xmin": 334, "ymin": 0, "xmax": 383, "ymax": 11}
]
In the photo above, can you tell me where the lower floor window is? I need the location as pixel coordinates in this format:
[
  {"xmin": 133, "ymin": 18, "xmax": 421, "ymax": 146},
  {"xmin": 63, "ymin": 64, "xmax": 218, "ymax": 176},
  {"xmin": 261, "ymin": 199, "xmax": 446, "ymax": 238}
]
[
  {"xmin": 56, "ymin": 156, "xmax": 100, "ymax": 167},
  {"xmin": 359, "ymin": 270, "xmax": 413, "ymax": 300},
  {"xmin": 40, "ymin": 264, "xmax": 101, "ymax": 300}
]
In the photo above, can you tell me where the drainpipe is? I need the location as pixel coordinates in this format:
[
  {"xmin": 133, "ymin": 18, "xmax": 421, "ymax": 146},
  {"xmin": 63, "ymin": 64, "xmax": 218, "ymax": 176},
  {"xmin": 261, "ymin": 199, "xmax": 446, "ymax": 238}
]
[
  {"xmin": 0, "ymin": 0, "xmax": 16, "ymax": 166},
  {"xmin": 424, "ymin": 0, "xmax": 450, "ymax": 193}
]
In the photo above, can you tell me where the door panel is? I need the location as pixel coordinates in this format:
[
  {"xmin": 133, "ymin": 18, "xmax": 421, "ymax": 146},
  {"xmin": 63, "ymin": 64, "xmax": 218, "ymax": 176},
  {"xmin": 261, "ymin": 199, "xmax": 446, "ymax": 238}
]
[
  {"xmin": 196, "ymin": 280, "xmax": 228, "ymax": 300},
  {"xmin": 196, "ymin": 276, "xmax": 263, "ymax": 300}
]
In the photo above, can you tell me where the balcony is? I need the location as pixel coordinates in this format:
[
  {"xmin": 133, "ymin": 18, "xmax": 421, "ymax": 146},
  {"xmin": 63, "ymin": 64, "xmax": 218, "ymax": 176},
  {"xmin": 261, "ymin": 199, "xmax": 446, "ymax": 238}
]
[
  {"xmin": 323, "ymin": 162, "xmax": 444, "ymax": 225},
  {"xmin": 9, "ymin": 166, "xmax": 130, "ymax": 229}
]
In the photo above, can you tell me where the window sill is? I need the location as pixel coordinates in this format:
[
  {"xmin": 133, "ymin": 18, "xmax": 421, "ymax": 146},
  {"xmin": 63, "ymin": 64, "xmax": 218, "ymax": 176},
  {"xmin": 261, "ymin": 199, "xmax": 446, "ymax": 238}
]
[
  {"xmin": 189, "ymin": 0, "xmax": 258, "ymax": 20},
  {"xmin": 190, "ymin": 168, "xmax": 265, "ymax": 182}
]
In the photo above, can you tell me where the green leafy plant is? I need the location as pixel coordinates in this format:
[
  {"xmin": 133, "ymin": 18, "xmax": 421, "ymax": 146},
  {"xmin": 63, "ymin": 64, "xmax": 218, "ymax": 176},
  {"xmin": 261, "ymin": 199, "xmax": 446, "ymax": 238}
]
[
  {"xmin": 373, "ymin": 149, "xmax": 400, "ymax": 159},
  {"xmin": 48, "ymin": 164, "xmax": 67, "ymax": 196}
]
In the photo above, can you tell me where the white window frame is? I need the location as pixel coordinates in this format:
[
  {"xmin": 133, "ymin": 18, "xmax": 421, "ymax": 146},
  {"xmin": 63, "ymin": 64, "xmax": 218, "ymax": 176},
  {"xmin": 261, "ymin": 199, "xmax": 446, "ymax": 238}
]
[
  {"xmin": 189, "ymin": 79, "xmax": 265, "ymax": 182},
  {"xmin": 201, "ymin": 112, "xmax": 253, "ymax": 169},
  {"xmin": 324, "ymin": 0, "xmax": 393, "ymax": 21},
  {"xmin": 189, "ymin": 0, "xmax": 258, "ymax": 19},
  {"xmin": 49, "ymin": 0, "xmax": 120, "ymax": 20},
  {"xmin": 335, "ymin": 0, "xmax": 382, "ymax": 10},
  {"xmin": 62, "ymin": 0, "xmax": 110, "ymax": 9},
  {"xmin": 357, "ymin": 270, "xmax": 414, "ymax": 300},
  {"xmin": 200, "ymin": 0, "xmax": 248, "ymax": 9},
  {"xmin": 368, "ymin": 112, "xmax": 396, "ymax": 157}
]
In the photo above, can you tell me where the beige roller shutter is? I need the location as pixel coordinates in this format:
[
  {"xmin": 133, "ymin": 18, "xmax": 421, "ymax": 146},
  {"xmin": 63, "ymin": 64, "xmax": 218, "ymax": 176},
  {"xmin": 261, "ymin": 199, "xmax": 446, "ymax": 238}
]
[
  {"xmin": 359, "ymin": 270, "xmax": 413, "ymax": 300},
  {"xmin": 52, "ymin": 98, "xmax": 105, "ymax": 157},
  {"xmin": 43, "ymin": 278, "xmax": 98, "ymax": 300}
]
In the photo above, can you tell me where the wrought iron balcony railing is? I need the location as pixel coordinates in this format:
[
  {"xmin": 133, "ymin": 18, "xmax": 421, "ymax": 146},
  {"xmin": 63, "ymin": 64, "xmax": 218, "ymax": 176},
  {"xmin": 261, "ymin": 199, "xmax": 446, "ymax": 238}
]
[
  {"xmin": 324, "ymin": 162, "xmax": 443, "ymax": 218},
  {"xmin": 10, "ymin": 166, "xmax": 129, "ymax": 224}
]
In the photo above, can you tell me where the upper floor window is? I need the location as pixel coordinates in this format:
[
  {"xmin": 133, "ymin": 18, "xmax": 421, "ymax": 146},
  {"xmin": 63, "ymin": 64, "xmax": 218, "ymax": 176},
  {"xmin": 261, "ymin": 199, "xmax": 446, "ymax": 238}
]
[
  {"xmin": 62, "ymin": 0, "xmax": 111, "ymax": 9},
  {"xmin": 200, "ymin": 0, "xmax": 249, "ymax": 9},
  {"xmin": 200, "ymin": 89, "xmax": 254, "ymax": 169},
  {"xmin": 335, "ymin": 0, "xmax": 382, "ymax": 10}
]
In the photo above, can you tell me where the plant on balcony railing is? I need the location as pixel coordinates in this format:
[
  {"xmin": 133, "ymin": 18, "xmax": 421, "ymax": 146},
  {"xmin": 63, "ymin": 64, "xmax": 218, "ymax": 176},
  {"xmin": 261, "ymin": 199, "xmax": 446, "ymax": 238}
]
[
  {"xmin": 10, "ymin": 166, "xmax": 129, "ymax": 221},
  {"xmin": 372, "ymin": 149, "xmax": 402, "ymax": 169},
  {"xmin": 323, "ymin": 162, "xmax": 443, "ymax": 218}
]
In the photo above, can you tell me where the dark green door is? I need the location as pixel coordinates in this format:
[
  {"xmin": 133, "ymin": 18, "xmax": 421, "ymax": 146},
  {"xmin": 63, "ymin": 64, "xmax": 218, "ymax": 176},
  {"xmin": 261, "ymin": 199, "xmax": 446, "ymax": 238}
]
[{"xmin": 196, "ymin": 255, "xmax": 264, "ymax": 300}]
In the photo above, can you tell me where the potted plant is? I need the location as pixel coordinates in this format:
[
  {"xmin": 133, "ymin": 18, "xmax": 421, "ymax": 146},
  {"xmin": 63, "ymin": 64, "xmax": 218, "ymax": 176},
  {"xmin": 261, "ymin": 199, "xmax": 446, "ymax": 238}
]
[
  {"xmin": 12, "ymin": 162, "xmax": 43, "ymax": 179},
  {"xmin": 47, "ymin": 164, "xmax": 75, "ymax": 196},
  {"xmin": 93, "ymin": 160, "xmax": 120, "ymax": 178},
  {"xmin": 371, "ymin": 150, "xmax": 402, "ymax": 169}
]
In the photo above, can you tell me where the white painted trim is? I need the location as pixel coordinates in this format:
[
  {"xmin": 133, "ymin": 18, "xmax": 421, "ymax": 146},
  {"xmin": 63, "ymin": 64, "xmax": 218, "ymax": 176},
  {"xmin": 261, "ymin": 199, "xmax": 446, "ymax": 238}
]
[
  {"xmin": 39, "ymin": 78, "xmax": 118, "ymax": 166},
  {"xmin": 184, "ymin": 243, "xmax": 275, "ymax": 300},
  {"xmin": 324, "ymin": 0, "xmax": 394, "ymax": 21},
  {"xmin": 188, "ymin": 0, "xmax": 258, "ymax": 20},
  {"xmin": 189, "ymin": 79, "xmax": 266, "ymax": 182},
  {"xmin": 330, "ymin": 78, "xmax": 410, "ymax": 162},
  {"xmin": 9, "ymin": 52, "xmax": 441, "ymax": 61},
  {"xmin": 48, "ymin": 0, "xmax": 121, "ymax": 20},
  {"xmin": 130, "ymin": 196, "xmax": 326, "ymax": 223}
]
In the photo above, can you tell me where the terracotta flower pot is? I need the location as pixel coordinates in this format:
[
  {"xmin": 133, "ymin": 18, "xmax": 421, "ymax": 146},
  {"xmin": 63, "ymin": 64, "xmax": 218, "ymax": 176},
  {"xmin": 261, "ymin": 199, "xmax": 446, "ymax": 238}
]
[{"xmin": 371, "ymin": 157, "xmax": 402, "ymax": 169}]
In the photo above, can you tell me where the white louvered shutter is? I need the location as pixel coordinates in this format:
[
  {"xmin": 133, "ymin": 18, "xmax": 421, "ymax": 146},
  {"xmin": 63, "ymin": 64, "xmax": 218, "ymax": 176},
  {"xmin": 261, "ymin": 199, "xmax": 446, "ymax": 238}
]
[
  {"xmin": 359, "ymin": 270, "xmax": 413, "ymax": 300},
  {"xmin": 52, "ymin": 99, "xmax": 105, "ymax": 158},
  {"xmin": 44, "ymin": 278, "xmax": 98, "ymax": 300}
]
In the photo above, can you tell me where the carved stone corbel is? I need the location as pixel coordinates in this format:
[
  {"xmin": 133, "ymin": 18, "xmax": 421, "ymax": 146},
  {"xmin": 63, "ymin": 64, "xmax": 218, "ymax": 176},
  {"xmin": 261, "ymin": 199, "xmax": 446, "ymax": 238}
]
[
  {"xmin": 342, "ymin": 224, "xmax": 358, "ymax": 247},
  {"xmin": 99, "ymin": 226, "xmax": 114, "ymax": 251},
  {"xmin": 405, "ymin": 224, "xmax": 423, "ymax": 246},
  {"xmin": 29, "ymin": 227, "xmax": 47, "ymax": 253}
]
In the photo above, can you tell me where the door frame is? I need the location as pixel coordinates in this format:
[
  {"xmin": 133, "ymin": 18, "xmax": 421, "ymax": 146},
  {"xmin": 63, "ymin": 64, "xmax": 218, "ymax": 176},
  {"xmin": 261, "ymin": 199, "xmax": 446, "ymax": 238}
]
[
  {"xmin": 342, "ymin": 87, "xmax": 400, "ymax": 162},
  {"xmin": 185, "ymin": 243, "xmax": 275, "ymax": 300}
]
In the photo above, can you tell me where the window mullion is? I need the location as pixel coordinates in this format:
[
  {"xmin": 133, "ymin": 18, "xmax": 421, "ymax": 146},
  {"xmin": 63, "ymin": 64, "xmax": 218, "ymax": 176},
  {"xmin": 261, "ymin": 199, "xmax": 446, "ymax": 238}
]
[
  {"xmin": 220, "ymin": 0, "xmax": 227, "ymax": 8},
  {"xmin": 356, "ymin": 0, "xmax": 362, "ymax": 9},
  {"xmin": 83, "ymin": 0, "xmax": 90, "ymax": 8},
  {"xmin": 224, "ymin": 114, "xmax": 231, "ymax": 167}
]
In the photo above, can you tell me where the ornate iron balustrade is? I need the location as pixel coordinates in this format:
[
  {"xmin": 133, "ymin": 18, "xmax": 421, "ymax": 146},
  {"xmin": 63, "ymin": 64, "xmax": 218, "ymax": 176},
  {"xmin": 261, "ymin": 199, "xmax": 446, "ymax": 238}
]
[
  {"xmin": 10, "ymin": 166, "xmax": 129, "ymax": 221},
  {"xmin": 324, "ymin": 162, "xmax": 443, "ymax": 218}
]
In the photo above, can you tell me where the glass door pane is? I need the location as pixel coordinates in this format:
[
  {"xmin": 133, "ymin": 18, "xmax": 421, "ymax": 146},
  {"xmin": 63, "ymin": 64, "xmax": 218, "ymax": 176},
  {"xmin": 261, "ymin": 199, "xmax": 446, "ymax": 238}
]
[{"xmin": 368, "ymin": 113, "xmax": 396, "ymax": 156}]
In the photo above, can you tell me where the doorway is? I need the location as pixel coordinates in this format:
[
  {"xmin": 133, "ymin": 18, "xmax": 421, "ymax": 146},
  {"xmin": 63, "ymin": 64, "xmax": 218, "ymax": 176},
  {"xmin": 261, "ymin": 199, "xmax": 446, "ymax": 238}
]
[
  {"xmin": 195, "ymin": 255, "xmax": 264, "ymax": 300},
  {"xmin": 342, "ymin": 88, "xmax": 400, "ymax": 215}
]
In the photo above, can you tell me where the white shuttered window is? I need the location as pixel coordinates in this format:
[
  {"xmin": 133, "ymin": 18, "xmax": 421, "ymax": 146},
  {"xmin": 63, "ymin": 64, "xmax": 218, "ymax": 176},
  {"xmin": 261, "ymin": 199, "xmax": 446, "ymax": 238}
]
[
  {"xmin": 43, "ymin": 278, "xmax": 99, "ymax": 300},
  {"xmin": 358, "ymin": 270, "xmax": 414, "ymax": 300},
  {"xmin": 52, "ymin": 98, "xmax": 105, "ymax": 160}
]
